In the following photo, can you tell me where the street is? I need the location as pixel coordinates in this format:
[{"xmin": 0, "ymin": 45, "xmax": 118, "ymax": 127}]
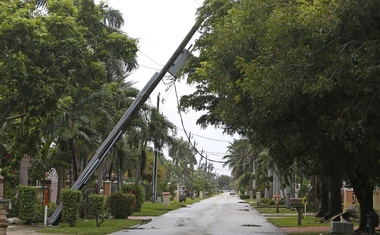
[{"xmin": 109, "ymin": 192, "xmax": 286, "ymax": 235}]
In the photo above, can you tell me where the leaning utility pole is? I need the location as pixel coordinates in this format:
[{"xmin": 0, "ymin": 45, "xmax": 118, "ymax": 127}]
[
  {"xmin": 152, "ymin": 93, "xmax": 160, "ymax": 203},
  {"xmin": 48, "ymin": 18, "xmax": 202, "ymax": 225}
]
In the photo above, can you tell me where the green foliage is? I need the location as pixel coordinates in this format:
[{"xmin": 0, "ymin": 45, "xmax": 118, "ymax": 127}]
[
  {"xmin": 217, "ymin": 175, "xmax": 231, "ymax": 190},
  {"xmin": 182, "ymin": 0, "xmax": 380, "ymax": 229},
  {"xmin": 121, "ymin": 182, "xmax": 145, "ymax": 212},
  {"xmin": 61, "ymin": 189, "xmax": 82, "ymax": 227},
  {"xmin": 80, "ymin": 180, "xmax": 98, "ymax": 219},
  {"xmin": 142, "ymin": 181, "xmax": 153, "ymax": 201},
  {"xmin": 0, "ymin": 0, "xmax": 138, "ymax": 171},
  {"xmin": 240, "ymin": 194, "xmax": 250, "ymax": 200},
  {"xmin": 269, "ymin": 200, "xmax": 276, "ymax": 206},
  {"xmin": 261, "ymin": 198, "xmax": 275, "ymax": 205},
  {"xmin": 298, "ymin": 184, "xmax": 310, "ymax": 199},
  {"xmin": 18, "ymin": 185, "xmax": 38, "ymax": 224},
  {"xmin": 108, "ymin": 191, "xmax": 136, "ymax": 219},
  {"xmin": 89, "ymin": 194, "xmax": 106, "ymax": 227}
]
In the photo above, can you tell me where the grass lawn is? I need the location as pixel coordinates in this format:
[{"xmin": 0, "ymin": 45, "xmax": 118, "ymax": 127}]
[
  {"xmin": 38, "ymin": 197, "xmax": 203, "ymax": 234},
  {"xmin": 40, "ymin": 219, "xmax": 141, "ymax": 235},
  {"xmin": 255, "ymin": 206, "xmax": 298, "ymax": 214},
  {"xmin": 266, "ymin": 215, "xmax": 330, "ymax": 227},
  {"xmin": 247, "ymin": 199, "xmax": 360, "ymax": 235},
  {"xmin": 132, "ymin": 197, "xmax": 201, "ymax": 216}
]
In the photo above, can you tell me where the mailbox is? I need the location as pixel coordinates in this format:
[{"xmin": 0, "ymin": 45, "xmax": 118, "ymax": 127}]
[
  {"xmin": 290, "ymin": 198, "xmax": 304, "ymax": 226},
  {"xmin": 273, "ymin": 195, "xmax": 281, "ymax": 213},
  {"xmin": 290, "ymin": 198, "xmax": 303, "ymax": 208}
]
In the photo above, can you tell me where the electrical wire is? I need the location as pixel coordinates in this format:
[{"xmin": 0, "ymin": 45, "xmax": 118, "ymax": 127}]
[
  {"xmin": 175, "ymin": 126, "xmax": 231, "ymax": 143},
  {"xmin": 138, "ymin": 49, "xmax": 163, "ymax": 68},
  {"xmin": 173, "ymin": 81, "xmax": 225, "ymax": 164}
]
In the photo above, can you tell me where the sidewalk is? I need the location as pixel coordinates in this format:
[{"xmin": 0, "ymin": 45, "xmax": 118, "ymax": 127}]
[
  {"xmin": 5, "ymin": 216, "xmax": 153, "ymax": 235},
  {"xmin": 6, "ymin": 224, "xmax": 64, "ymax": 235}
]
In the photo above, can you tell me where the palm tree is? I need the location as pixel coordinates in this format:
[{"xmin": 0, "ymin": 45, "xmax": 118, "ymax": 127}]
[
  {"xmin": 29, "ymin": 122, "xmax": 69, "ymax": 209},
  {"xmin": 223, "ymin": 138, "xmax": 256, "ymax": 179},
  {"xmin": 133, "ymin": 107, "xmax": 177, "ymax": 182},
  {"xmin": 56, "ymin": 87, "xmax": 101, "ymax": 181},
  {"xmin": 168, "ymin": 137, "xmax": 196, "ymax": 190}
]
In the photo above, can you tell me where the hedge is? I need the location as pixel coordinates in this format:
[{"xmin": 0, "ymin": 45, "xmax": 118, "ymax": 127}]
[
  {"xmin": 121, "ymin": 182, "xmax": 145, "ymax": 212},
  {"xmin": 89, "ymin": 194, "xmax": 106, "ymax": 227},
  {"xmin": 18, "ymin": 185, "xmax": 38, "ymax": 224},
  {"xmin": 61, "ymin": 189, "xmax": 82, "ymax": 227},
  {"xmin": 108, "ymin": 191, "xmax": 136, "ymax": 219}
]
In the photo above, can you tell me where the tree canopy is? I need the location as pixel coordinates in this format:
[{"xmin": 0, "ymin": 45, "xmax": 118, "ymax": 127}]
[{"xmin": 182, "ymin": 0, "xmax": 380, "ymax": 230}]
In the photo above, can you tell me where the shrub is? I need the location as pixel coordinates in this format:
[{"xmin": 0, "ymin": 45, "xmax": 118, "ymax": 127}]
[
  {"xmin": 142, "ymin": 181, "xmax": 152, "ymax": 201},
  {"xmin": 279, "ymin": 199, "xmax": 285, "ymax": 205},
  {"xmin": 80, "ymin": 180, "xmax": 98, "ymax": 218},
  {"xmin": 89, "ymin": 194, "xmax": 106, "ymax": 227},
  {"xmin": 121, "ymin": 182, "xmax": 145, "ymax": 212},
  {"xmin": 61, "ymin": 189, "xmax": 82, "ymax": 227},
  {"xmin": 18, "ymin": 185, "xmax": 38, "ymax": 224},
  {"xmin": 260, "ymin": 197, "xmax": 276, "ymax": 205},
  {"xmin": 108, "ymin": 191, "xmax": 136, "ymax": 219},
  {"xmin": 240, "ymin": 194, "xmax": 250, "ymax": 200},
  {"xmin": 261, "ymin": 198, "xmax": 271, "ymax": 204}
]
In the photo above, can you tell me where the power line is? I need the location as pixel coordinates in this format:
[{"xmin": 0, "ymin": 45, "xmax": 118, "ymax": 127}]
[
  {"xmin": 139, "ymin": 64, "xmax": 161, "ymax": 71},
  {"xmin": 138, "ymin": 49, "xmax": 163, "ymax": 68},
  {"xmin": 173, "ymin": 82, "xmax": 225, "ymax": 164}
]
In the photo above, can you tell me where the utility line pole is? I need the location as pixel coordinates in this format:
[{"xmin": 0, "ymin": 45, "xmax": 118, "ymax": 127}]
[
  {"xmin": 152, "ymin": 94, "xmax": 160, "ymax": 203},
  {"xmin": 48, "ymin": 19, "xmax": 202, "ymax": 225}
]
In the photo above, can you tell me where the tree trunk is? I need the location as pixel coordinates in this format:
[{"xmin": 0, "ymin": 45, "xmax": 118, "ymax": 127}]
[
  {"xmin": 56, "ymin": 166, "xmax": 66, "ymax": 204},
  {"xmin": 118, "ymin": 150, "xmax": 123, "ymax": 190},
  {"xmin": 97, "ymin": 164, "xmax": 104, "ymax": 194},
  {"xmin": 69, "ymin": 140, "xmax": 78, "ymax": 183},
  {"xmin": 321, "ymin": 176, "xmax": 342, "ymax": 220},
  {"xmin": 328, "ymin": 180, "xmax": 342, "ymax": 216},
  {"xmin": 316, "ymin": 181, "xmax": 329, "ymax": 217},
  {"xmin": 350, "ymin": 172, "xmax": 374, "ymax": 233},
  {"xmin": 135, "ymin": 149, "xmax": 147, "ymax": 182}
]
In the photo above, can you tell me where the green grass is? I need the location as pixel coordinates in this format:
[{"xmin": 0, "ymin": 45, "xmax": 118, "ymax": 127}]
[
  {"xmin": 37, "ymin": 197, "xmax": 203, "ymax": 234},
  {"xmin": 132, "ymin": 198, "xmax": 201, "ymax": 216},
  {"xmin": 39, "ymin": 219, "xmax": 141, "ymax": 235},
  {"xmin": 255, "ymin": 206, "xmax": 298, "ymax": 214},
  {"xmin": 267, "ymin": 215, "xmax": 330, "ymax": 227},
  {"xmin": 249, "ymin": 201, "xmax": 359, "ymax": 235}
]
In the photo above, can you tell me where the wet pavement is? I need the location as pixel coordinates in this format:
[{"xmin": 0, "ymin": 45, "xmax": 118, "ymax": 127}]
[{"xmin": 109, "ymin": 193, "xmax": 286, "ymax": 235}]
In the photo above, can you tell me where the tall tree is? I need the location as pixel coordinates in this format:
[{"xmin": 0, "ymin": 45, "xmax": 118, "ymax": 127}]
[{"xmin": 182, "ymin": 0, "xmax": 380, "ymax": 231}]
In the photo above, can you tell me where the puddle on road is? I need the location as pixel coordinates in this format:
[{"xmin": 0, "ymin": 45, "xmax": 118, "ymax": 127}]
[
  {"xmin": 174, "ymin": 217, "xmax": 190, "ymax": 227},
  {"xmin": 242, "ymin": 224, "xmax": 262, "ymax": 227},
  {"xmin": 239, "ymin": 209, "xmax": 250, "ymax": 211}
]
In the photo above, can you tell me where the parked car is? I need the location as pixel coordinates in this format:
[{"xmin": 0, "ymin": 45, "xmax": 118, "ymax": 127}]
[{"xmin": 229, "ymin": 190, "xmax": 236, "ymax": 195}]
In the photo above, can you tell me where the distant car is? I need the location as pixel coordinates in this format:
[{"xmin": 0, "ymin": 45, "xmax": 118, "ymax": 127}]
[{"xmin": 229, "ymin": 190, "xmax": 236, "ymax": 195}]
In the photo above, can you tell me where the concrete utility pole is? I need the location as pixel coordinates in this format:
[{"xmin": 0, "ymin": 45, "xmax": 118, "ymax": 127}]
[
  {"xmin": 48, "ymin": 19, "xmax": 202, "ymax": 225},
  {"xmin": 152, "ymin": 94, "xmax": 160, "ymax": 203}
]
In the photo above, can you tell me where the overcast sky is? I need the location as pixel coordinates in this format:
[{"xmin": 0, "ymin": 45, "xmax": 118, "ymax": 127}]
[{"xmin": 101, "ymin": 0, "xmax": 239, "ymax": 176}]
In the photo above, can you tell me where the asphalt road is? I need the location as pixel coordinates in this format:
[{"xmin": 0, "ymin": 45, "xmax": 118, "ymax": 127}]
[{"xmin": 109, "ymin": 192, "xmax": 286, "ymax": 235}]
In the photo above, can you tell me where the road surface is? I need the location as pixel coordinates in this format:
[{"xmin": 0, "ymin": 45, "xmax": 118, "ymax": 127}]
[{"xmin": 109, "ymin": 192, "xmax": 286, "ymax": 235}]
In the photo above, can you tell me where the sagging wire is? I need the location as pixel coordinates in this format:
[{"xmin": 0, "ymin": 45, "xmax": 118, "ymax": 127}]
[{"xmin": 173, "ymin": 81, "xmax": 225, "ymax": 164}]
